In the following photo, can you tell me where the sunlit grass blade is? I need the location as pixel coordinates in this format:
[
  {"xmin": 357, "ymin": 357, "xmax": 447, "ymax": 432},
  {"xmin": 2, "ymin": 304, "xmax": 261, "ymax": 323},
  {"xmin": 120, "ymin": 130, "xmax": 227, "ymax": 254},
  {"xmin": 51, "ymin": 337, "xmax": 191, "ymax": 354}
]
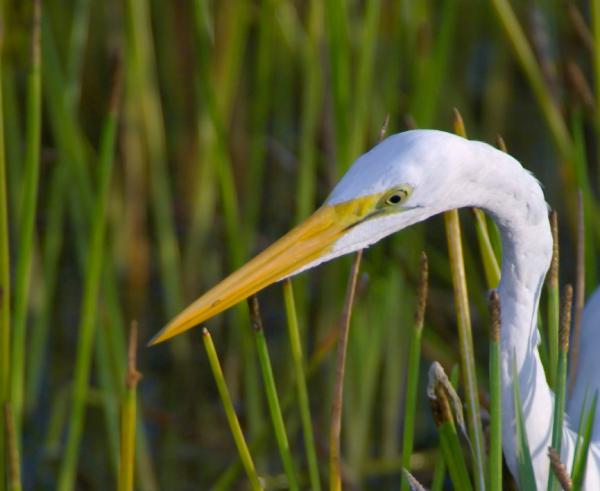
[
  {"xmin": 548, "ymin": 285, "xmax": 573, "ymax": 491},
  {"xmin": 58, "ymin": 70, "xmax": 120, "ymax": 491},
  {"xmin": 401, "ymin": 252, "xmax": 428, "ymax": 491},
  {"xmin": 447, "ymin": 110, "xmax": 486, "ymax": 491},
  {"xmin": 202, "ymin": 328, "xmax": 263, "ymax": 491},
  {"xmin": 512, "ymin": 355, "xmax": 537, "ymax": 490},
  {"xmin": 282, "ymin": 279, "xmax": 321, "ymax": 491},
  {"xmin": 118, "ymin": 323, "xmax": 142, "ymax": 491},
  {"xmin": 10, "ymin": 0, "xmax": 41, "ymax": 437},
  {"xmin": 329, "ymin": 251, "xmax": 362, "ymax": 491},
  {"xmin": 571, "ymin": 391, "xmax": 598, "ymax": 490},
  {"xmin": 248, "ymin": 296, "xmax": 299, "ymax": 491},
  {"xmin": 428, "ymin": 362, "xmax": 473, "ymax": 491}
]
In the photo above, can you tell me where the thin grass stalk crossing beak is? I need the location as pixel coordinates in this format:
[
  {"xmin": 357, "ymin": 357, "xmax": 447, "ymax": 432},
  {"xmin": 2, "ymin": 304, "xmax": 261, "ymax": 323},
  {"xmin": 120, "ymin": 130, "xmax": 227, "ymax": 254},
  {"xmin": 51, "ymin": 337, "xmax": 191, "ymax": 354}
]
[{"xmin": 148, "ymin": 196, "xmax": 378, "ymax": 345}]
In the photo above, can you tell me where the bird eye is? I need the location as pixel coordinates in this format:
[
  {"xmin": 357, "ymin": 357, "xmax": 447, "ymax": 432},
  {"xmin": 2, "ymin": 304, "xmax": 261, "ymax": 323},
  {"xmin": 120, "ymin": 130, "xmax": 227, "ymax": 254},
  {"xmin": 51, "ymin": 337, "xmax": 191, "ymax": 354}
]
[{"xmin": 381, "ymin": 185, "xmax": 412, "ymax": 207}]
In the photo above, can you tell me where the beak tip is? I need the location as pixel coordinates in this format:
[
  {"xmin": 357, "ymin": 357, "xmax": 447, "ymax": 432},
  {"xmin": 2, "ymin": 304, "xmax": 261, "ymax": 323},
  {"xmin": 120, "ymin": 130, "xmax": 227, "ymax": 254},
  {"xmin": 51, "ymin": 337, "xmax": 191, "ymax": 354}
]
[{"xmin": 147, "ymin": 329, "xmax": 167, "ymax": 347}]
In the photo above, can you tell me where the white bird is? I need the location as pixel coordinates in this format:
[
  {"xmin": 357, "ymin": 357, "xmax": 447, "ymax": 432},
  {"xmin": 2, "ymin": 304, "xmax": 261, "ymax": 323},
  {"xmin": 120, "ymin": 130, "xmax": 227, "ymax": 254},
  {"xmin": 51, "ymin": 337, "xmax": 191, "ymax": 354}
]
[{"xmin": 150, "ymin": 129, "xmax": 600, "ymax": 489}]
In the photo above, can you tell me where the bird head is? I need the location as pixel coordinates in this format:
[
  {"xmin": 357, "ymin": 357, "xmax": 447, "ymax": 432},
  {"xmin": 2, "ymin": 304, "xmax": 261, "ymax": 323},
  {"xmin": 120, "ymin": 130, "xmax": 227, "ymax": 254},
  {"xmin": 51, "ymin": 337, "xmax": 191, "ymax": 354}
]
[{"xmin": 149, "ymin": 129, "xmax": 479, "ymax": 345}]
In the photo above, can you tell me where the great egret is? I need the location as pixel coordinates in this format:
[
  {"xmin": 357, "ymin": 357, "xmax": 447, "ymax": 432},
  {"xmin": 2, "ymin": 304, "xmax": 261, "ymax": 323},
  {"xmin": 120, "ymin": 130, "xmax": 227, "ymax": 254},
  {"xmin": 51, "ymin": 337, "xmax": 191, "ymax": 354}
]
[{"xmin": 150, "ymin": 129, "xmax": 600, "ymax": 488}]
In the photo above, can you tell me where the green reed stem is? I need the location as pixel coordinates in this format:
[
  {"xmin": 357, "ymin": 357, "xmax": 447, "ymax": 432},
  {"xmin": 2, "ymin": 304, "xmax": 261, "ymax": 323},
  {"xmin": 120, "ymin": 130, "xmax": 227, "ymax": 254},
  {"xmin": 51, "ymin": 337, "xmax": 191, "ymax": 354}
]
[
  {"xmin": 282, "ymin": 279, "xmax": 321, "ymax": 491},
  {"xmin": 488, "ymin": 291, "xmax": 502, "ymax": 491},
  {"xmin": 401, "ymin": 252, "xmax": 428, "ymax": 491},
  {"xmin": 548, "ymin": 285, "xmax": 573, "ymax": 491},
  {"xmin": 202, "ymin": 328, "xmax": 263, "ymax": 491},
  {"xmin": 248, "ymin": 296, "xmax": 299, "ymax": 491},
  {"xmin": 10, "ymin": 0, "xmax": 41, "ymax": 439},
  {"xmin": 58, "ymin": 74, "xmax": 120, "ymax": 491}
]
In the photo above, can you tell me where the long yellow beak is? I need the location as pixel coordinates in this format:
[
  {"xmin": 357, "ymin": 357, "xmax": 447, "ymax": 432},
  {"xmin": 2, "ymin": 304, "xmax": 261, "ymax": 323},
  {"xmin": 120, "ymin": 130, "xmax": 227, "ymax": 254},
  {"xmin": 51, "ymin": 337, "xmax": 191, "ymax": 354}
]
[{"xmin": 148, "ymin": 196, "xmax": 377, "ymax": 345}]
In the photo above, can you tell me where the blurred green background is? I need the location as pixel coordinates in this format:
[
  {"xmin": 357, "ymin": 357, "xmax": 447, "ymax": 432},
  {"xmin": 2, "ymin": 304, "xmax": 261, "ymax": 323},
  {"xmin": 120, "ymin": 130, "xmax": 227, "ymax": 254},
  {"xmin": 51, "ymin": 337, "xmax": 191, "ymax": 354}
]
[{"xmin": 1, "ymin": 0, "xmax": 598, "ymax": 489}]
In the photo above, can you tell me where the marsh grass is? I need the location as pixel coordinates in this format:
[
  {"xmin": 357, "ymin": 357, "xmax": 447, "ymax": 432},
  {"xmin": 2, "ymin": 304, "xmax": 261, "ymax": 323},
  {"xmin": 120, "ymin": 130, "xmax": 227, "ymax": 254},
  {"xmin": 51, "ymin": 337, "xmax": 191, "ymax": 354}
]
[{"xmin": 2, "ymin": 1, "xmax": 600, "ymax": 490}]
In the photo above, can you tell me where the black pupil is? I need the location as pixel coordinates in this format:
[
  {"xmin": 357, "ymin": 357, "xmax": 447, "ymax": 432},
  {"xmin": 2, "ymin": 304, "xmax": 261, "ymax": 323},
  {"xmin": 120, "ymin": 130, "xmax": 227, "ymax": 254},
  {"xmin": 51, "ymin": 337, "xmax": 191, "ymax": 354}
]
[{"xmin": 388, "ymin": 194, "xmax": 401, "ymax": 204}]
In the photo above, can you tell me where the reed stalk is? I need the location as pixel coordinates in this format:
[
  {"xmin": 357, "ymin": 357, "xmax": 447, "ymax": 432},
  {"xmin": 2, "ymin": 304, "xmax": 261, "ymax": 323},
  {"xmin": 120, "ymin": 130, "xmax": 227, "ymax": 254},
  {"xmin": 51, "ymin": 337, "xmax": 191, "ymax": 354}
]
[
  {"xmin": 10, "ymin": 0, "xmax": 41, "ymax": 438},
  {"xmin": 248, "ymin": 296, "xmax": 299, "ymax": 490},
  {"xmin": 58, "ymin": 68, "xmax": 120, "ymax": 491},
  {"xmin": 282, "ymin": 279, "xmax": 321, "ymax": 491},
  {"xmin": 202, "ymin": 328, "xmax": 263, "ymax": 491}
]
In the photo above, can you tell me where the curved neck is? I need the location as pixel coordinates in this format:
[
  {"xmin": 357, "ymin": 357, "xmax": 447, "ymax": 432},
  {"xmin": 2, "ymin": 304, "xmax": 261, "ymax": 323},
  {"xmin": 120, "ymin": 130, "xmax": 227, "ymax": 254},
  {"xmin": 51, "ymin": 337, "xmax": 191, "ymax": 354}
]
[{"xmin": 467, "ymin": 143, "xmax": 553, "ymax": 485}]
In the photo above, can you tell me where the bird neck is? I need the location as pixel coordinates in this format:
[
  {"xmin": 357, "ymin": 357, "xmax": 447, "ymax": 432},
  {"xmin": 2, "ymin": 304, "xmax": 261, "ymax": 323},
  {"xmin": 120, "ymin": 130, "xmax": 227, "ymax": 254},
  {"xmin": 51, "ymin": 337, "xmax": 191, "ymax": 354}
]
[{"xmin": 467, "ymin": 143, "xmax": 553, "ymax": 484}]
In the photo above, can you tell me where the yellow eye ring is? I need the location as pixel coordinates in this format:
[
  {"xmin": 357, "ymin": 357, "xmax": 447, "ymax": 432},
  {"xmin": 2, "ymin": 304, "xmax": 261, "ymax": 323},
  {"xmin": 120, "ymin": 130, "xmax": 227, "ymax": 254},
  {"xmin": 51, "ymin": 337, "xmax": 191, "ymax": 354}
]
[{"xmin": 380, "ymin": 185, "xmax": 412, "ymax": 207}]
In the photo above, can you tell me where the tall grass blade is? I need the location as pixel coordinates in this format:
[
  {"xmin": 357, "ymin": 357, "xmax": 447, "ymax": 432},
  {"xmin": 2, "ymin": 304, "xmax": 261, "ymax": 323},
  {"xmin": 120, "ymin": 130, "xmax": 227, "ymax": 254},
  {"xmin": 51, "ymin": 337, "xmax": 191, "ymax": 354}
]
[
  {"xmin": 282, "ymin": 279, "xmax": 321, "ymax": 491},
  {"xmin": 202, "ymin": 328, "xmax": 263, "ymax": 491},
  {"xmin": 247, "ymin": 296, "xmax": 299, "ymax": 491},
  {"xmin": 58, "ymin": 70, "xmax": 120, "ymax": 491},
  {"xmin": 446, "ymin": 110, "xmax": 486, "ymax": 491},
  {"xmin": 10, "ymin": 0, "xmax": 41, "ymax": 437}
]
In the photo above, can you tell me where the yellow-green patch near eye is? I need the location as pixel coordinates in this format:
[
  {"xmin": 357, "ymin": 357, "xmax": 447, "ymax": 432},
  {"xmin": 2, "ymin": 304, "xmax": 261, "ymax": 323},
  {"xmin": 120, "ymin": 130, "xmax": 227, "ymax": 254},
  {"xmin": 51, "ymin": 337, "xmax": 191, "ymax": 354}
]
[{"xmin": 379, "ymin": 185, "xmax": 413, "ymax": 208}]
